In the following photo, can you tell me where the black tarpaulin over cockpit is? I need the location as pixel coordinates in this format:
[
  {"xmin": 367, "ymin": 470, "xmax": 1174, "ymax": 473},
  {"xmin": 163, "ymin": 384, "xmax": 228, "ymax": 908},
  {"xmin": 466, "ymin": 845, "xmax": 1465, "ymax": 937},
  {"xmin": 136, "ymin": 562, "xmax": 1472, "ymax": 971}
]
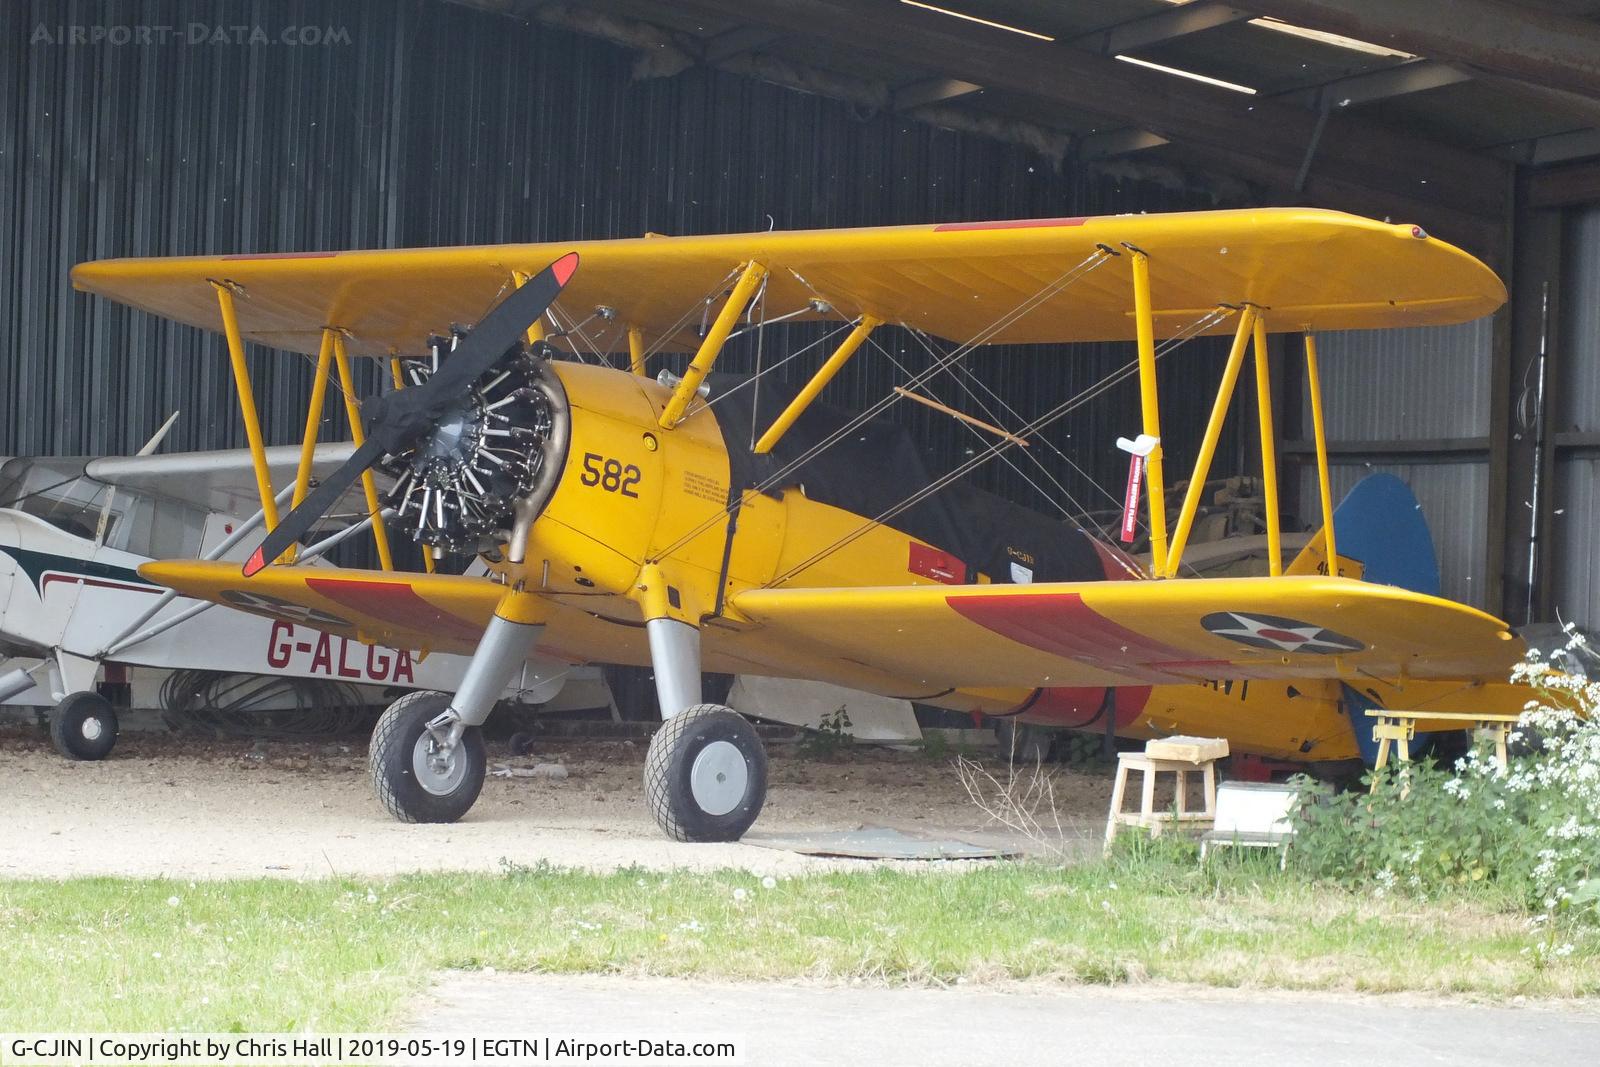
[{"xmin": 703, "ymin": 374, "xmax": 1106, "ymax": 585}]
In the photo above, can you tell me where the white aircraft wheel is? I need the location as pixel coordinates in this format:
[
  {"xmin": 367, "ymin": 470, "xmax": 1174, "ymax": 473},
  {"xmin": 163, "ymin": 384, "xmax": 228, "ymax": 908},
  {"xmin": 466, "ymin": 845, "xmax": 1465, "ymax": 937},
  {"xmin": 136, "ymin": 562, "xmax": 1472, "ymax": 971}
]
[
  {"xmin": 368, "ymin": 691, "xmax": 486, "ymax": 824},
  {"xmin": 49, "ymin": 691, "xmax": 118, "ymax": 761},
  {"xmin": 645, "ymin": 703, "xmax": 767, "ymax": 842}
]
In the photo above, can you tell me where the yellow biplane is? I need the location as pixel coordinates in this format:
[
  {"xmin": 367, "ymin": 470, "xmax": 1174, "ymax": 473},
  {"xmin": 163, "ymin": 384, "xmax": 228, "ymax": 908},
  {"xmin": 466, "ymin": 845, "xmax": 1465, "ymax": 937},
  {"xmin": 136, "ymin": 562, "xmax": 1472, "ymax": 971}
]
[{"xmin": 71, "ymin": 207, "xmax": 1527, "ymax": 840}]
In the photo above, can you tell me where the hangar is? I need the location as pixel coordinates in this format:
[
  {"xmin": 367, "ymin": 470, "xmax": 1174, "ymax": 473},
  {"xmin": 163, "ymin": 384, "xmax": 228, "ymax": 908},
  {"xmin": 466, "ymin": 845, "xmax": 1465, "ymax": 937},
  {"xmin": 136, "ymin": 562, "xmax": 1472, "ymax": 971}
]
[{"xmin": 5, "ymin": 0, "xmax": 1598, "ymax": 632}]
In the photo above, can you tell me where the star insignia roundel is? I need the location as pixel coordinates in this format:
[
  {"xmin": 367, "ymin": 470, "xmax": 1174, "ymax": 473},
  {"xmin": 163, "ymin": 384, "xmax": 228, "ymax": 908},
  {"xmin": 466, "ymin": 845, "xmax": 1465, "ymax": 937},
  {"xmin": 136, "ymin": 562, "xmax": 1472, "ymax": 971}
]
[{"xmin": 1200, "ymin": 611, "xmax": 1364, "ymax": 655}]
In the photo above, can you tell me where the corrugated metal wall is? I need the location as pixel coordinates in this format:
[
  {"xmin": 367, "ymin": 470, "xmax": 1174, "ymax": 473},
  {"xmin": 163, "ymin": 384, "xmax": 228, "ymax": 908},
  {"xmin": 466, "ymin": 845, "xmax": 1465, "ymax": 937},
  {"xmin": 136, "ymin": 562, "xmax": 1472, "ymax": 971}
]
[
  {"xmin": 1297, "ymin": 320, "xmax": 1495, "ymax": 607},
  {"xmin": 1553, "ymin": 204, "xmax": 1600, "ymax": 628},
  {"xmin": 2, "ymin": 0, "xmax": 1236, "ymax": 524}
]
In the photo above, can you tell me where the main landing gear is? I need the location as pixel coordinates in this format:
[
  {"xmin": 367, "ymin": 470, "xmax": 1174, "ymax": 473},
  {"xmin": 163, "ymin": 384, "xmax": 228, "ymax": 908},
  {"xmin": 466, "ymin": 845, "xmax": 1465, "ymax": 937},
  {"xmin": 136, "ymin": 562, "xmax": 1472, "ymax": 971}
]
[
  {"xmin": 369, "ymin": 690, "xmax": 487, "ymax": 823},
  {"xmin": 645, "ymin": 702, "xmax": 768, "ymax": 842},
  {"xmin": 638, "ymin": 615, "xmax": 767, "ymax": 841},
  {"xmin": 365, "ymin": 604, "xmax": 768, "ymax": 841}
]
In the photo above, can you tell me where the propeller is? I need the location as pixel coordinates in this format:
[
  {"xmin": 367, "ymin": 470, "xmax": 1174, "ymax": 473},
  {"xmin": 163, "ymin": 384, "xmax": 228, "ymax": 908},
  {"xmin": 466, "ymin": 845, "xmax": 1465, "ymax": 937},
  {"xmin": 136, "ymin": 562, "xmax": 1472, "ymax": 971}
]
[{"xmin": 241, "ymin": 251, "xmax": 579, "ymax": 577}]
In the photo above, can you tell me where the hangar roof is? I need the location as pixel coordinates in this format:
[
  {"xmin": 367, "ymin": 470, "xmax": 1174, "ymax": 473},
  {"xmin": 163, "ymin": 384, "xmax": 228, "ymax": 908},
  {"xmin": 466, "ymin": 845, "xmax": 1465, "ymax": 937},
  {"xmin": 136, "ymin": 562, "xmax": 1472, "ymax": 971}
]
[{"xmin": 447, "ymin": 0, "xmax": 1600, "ymax": 257}]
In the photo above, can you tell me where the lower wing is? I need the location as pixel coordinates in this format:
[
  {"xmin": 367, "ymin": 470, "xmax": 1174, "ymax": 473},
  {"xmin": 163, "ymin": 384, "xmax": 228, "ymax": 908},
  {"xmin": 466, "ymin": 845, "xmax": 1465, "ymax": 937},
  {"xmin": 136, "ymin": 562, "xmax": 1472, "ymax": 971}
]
[
  {"xmin": 139, "ymin": 560, "xmax": 517, "ymax": 655},
  {"xmin": 730, "ymin": 576, "xmax": 1522, "ymax": 689}
]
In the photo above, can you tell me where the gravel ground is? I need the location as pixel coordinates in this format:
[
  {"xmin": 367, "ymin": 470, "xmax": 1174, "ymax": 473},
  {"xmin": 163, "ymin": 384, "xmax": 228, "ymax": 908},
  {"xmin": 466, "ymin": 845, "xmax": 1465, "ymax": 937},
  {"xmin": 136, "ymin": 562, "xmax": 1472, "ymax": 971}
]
[{"xmin": 0, "ymin": 723, "xmax": 1109, "ymax": 878}]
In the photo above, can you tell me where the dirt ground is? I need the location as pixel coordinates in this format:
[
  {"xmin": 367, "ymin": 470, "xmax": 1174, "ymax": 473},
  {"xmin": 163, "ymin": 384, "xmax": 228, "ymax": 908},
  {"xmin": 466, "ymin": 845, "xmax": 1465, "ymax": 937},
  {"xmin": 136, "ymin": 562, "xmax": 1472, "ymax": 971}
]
[{"xmin": 0, "ymin": 723, "xmax": 1115, "ymax": 879}]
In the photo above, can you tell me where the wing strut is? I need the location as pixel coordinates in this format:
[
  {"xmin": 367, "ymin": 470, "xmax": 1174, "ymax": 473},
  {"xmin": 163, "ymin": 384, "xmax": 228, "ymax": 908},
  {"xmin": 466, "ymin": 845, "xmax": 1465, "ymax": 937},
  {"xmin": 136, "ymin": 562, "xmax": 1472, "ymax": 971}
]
[
  {"xmin": 753, "ymin": 315, "xmax": 881, "ymax": 454},
  {"xmin": 332, "ymin": 331, "xmax": 396, "ymax": 572},
  {"xmin": 1165, "ymin": 305, "xmax": 1258, "ymax": 577},
  {"xmin": 1252, "ymin": 314, "xmax": 1283, "ymax": 576},
  {"xmin": 1127, "ymin": 246, "xmax": 1170, "ymax": 575},
  {"xmin": 660, "ymin": 259, "xmax": 768, "ymax": 428},
  {"xmin": 213, "ymin": 280, "xmax": 283, "ymax": 550},
  {"xmin": 1304, "ymin": 331, "xmax": 1338, "ymax": 570}
]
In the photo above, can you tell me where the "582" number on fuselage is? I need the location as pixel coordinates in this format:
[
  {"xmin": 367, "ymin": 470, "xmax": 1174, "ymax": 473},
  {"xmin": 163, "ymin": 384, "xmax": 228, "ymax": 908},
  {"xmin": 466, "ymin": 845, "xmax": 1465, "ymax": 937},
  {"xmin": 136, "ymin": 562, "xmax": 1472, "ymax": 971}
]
[{"xmin": 578, "ymin": 452, "xmax": 641, "ymax": 497}]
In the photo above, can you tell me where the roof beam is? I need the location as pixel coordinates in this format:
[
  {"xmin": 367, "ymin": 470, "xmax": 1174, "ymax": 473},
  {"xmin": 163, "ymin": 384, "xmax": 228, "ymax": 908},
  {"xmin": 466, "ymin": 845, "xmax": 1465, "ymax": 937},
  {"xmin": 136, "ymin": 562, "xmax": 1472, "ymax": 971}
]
[
  {"xmin": 1527, "ymin": 159, "xmax": 1600, "ymax": 208},
  {"xmin": 701, "ymin": 24, "xmax": 783, "ymax": 63},
  {"xmin": 1077, "ymin": 128, "xmax": 1170, "ymax": 160},
  {"xmin": 670, "ymin": 0, "xmax": 1508, "ymax": 227},
  {"xmin": 892, "ymin": 77, "xmax": 982, "ymax": 111},
  {"xmin": 1072, "ymin": 2, "xmax": 1254, "ymax": 57},
  {"xmin": 1498, "ymin": 128, "xmax": 1600, "ymax": 167},
  {"xmin": 1283, "ymin": 59, "xmax": 1469, "ymax": 109},
  {"xmin": 1240, "ymin": 0, "xmax": 1600, "ymax": 101}
]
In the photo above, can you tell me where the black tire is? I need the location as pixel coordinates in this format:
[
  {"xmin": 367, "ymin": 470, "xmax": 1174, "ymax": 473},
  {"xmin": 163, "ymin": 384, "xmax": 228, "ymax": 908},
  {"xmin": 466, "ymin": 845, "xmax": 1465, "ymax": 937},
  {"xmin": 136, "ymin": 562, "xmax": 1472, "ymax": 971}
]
[
  {"xmin": 645, "ymin": 703, "xmax": 767, "ymax": 842},
  {"xmin": 49, "ymin": 691, "xmax": 118, "ymax": 761},
  {"xmin": 369, "ymin": 691, "xmax": 486, "ymax": 824}
]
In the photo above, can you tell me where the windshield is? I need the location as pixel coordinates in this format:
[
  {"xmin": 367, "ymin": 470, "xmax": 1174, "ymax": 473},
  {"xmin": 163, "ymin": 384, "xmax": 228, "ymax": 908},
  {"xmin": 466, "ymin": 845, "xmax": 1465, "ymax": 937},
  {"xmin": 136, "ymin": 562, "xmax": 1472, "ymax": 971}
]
[
  {"xmin": 0, "ymin": 457, "xmax": 111, "ymax": 542},
  {"xmin": 0, "ymin": 457, "xmax": 208, "ymax": 558}
]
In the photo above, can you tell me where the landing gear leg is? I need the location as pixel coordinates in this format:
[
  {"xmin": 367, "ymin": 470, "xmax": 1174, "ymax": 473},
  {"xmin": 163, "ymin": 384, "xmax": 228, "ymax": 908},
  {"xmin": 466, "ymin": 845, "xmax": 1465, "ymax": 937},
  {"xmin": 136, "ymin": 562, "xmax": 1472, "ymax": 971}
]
[
  {"xmin": 642, "ymin": 618, "xmax": 767, "ymax": 842},
  {"xmin": 369, "ymin": 612, "xmax": 542, "ymax": 823},
  {"xmin": 47, "ymin": 652, "xmax": 116, "ymax": 761}
]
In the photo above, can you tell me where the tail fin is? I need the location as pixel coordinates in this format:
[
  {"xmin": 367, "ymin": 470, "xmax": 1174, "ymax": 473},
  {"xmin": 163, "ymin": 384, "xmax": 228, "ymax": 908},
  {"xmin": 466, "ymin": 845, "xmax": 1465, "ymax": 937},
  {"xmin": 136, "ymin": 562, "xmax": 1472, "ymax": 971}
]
[
  {"xmin": 1289, "ymin": 474, "xmax": 1443, "ymax": 765},
  {"xmin": 1286, "ymin": 472, "xmax": 1441, "ymax": 596}
]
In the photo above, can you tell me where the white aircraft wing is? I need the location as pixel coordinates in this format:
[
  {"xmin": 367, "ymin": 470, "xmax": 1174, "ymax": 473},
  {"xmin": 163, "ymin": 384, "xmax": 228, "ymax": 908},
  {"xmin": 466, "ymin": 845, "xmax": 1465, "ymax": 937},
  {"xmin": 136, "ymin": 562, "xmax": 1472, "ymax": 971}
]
[{"xmin": 85, "ymin": 443, "xmax": 384, "ymax": 524}]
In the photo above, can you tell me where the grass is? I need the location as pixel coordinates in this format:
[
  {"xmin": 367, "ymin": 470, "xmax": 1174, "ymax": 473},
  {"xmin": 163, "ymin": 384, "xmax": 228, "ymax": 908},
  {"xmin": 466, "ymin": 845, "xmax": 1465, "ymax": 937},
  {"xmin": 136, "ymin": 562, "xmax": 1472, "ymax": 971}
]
[{"xmin": 2, "ymin": 846, "xmax": 1596, "ymax": 1032}]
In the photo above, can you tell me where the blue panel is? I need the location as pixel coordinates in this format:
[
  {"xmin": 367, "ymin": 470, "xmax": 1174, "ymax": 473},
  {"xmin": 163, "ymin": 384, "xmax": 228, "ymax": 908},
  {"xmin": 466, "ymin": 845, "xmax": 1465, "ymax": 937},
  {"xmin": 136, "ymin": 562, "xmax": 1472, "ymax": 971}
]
[{"xmin": 1331, "ymin": 473, "xmax": 1441, "ymax": 597}]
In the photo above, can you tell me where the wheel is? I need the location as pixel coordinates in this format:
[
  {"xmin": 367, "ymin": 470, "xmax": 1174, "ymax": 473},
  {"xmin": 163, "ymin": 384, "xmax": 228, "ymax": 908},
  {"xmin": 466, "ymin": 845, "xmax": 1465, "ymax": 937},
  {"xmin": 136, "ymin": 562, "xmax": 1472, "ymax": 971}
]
[
  {"xmin": 645, "ymin": 703, "xmax": 767, "ymax": 842},
  {"xmin": 368, "ymin": 691, "xmax": 486, "ymax": 823},
  {"xmin": 49, "ymin": 691, "xmax": 118, "ymax": 761}
]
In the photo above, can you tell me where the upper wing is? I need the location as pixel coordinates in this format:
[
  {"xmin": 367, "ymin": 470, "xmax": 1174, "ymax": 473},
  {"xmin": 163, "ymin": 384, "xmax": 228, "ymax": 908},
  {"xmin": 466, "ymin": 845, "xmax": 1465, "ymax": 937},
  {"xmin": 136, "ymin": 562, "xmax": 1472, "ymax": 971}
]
[
  {"xmin": 87, "ymin": 444, "xmax": 376, "ymax": 525},
  {"xmin": 729, "ymin": 576, "xmax": 1522, "ymax": 689},
  {"xmin": 72, "ymin": 208, "xmax": 1504, "ymax": 357},
  {"xmin": 138, "ymin": 559, "xmax": 521, "ymax": 655}
]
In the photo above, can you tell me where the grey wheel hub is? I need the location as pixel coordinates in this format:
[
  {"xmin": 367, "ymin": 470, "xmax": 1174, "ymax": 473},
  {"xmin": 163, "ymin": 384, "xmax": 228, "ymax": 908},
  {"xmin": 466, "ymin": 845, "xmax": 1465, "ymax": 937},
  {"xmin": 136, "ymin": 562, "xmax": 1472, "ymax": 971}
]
[
  {"xmin": 412, "ymin": 732, "xmax": 467, "ymax": 796},
  {"xmin": 80, "ymin": 717, "xmax": 103, "ymax": 742},
  {"xmin": 689, "ymin": 740, "xmax": 748, "ymax": 816}
]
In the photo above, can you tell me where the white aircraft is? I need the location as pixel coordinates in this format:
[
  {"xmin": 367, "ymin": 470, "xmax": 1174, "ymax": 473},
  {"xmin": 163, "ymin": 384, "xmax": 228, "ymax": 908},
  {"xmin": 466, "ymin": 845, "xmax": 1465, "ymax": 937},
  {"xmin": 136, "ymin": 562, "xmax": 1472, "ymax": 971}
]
[{"xmin": 0, "ymin": 428, "xmax": 584, "ymax": 759}]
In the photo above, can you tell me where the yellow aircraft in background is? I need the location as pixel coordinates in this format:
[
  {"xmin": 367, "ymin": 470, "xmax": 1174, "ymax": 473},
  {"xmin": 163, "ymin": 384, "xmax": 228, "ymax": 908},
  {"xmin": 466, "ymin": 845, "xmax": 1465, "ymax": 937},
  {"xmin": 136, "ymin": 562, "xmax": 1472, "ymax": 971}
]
[{"xmin": 71, "ymin": 208, "xmax": 1528, "ymax": 841}]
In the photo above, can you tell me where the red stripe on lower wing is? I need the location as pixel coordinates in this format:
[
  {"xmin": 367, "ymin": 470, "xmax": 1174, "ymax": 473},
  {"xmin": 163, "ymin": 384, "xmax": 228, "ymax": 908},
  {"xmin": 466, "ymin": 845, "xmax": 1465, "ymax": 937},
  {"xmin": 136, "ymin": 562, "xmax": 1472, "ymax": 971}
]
[
  {"xmin": 947, "ymin": 591, "xmax": 1193, "ymax": 680},
  {"xmin": 304, "ymin": 577, "xmax": 486, "ymax": 643}
]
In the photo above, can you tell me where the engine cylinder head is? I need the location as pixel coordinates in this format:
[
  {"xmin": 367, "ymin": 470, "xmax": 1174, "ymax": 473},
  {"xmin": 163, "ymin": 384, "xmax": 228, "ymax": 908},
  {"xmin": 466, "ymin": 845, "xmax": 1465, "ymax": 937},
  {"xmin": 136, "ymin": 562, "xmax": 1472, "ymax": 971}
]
[{"xmin": 381, "ymin": 338, "xmax": 564, "ymax": 555}]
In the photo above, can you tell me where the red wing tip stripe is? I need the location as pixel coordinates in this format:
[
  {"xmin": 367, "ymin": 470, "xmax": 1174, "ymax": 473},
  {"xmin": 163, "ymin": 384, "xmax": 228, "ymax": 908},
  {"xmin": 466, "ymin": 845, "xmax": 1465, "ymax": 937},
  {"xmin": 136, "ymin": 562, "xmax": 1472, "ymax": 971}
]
[
  {"xmin": 552, "ymin": 251, "xmax": 580, "ymax": 285},
  {"xmin": 242, "ymin": 547, "xmax": 266, "ymax": 578},
  {"xmin": 934, "ymin": 217, "xmax": 1088, "ymax": 232},
  {"xmin": 304, "ymin": 576, "xmax": 484, "ymax": 642},
  {"xmin": 220, "ymin": 251, "xmax": 339, "ymax": 260}
]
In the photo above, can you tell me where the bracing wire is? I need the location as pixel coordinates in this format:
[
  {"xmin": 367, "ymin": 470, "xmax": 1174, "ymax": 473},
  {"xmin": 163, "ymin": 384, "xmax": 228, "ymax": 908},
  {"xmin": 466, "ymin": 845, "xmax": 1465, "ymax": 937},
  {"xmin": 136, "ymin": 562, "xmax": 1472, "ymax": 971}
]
[
  {"xmin": 765, "ymin": 306, "xmax": 1233, "ymax": 587},
  {"xmin": 646, "ymin": 247, "xmax": 1118, "ymax": 563}
]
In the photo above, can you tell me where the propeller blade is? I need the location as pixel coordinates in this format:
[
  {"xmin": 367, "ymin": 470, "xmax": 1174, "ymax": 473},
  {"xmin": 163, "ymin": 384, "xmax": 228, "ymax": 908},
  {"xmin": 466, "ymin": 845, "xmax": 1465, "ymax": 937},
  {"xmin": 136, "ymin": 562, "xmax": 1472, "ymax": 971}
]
[
  {"xmin": 241, "ymin": 438, "xmax": 386, "ymax": 577},
  {"xmin": 237, "ymin": 252, "xmax": 579, "ymax": 578},
  {"xmin": 429, "ymin": 251, "xmax": 578, "ymax": 398},
  {"xmin": 360, "ymin": 252, "xmax": 581, "ymax": 449}
]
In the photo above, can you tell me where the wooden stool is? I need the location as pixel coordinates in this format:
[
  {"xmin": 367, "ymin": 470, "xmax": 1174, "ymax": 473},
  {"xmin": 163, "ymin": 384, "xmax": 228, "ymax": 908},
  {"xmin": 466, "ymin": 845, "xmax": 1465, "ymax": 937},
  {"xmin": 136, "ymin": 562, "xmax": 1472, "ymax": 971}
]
[{"xmin": 1104, "ymin": 737, "xmax": 1227, "ymax": 850}]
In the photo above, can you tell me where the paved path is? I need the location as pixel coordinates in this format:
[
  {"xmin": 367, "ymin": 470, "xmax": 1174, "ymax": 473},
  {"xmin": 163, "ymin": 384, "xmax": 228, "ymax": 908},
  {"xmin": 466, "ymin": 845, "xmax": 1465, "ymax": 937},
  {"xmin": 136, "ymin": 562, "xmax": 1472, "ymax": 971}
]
[{"xmin": 414, "ymin": 973, "xmax": 1600, "ymax": 1066}]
